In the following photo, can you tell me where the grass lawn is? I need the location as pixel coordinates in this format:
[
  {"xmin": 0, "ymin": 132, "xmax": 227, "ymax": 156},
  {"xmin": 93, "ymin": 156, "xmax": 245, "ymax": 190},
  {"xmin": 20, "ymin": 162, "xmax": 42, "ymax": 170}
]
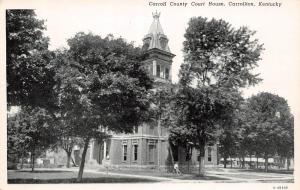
[
  {"xmin": 104, "ymin": 169, "xmax": 229, "ymax": 181},
  {"xmin": 219, "ymin": 167, "xmax": 294, "ymax": 174},
  {"xmin": 102, "ymin": 167, "xmax": 293, "ymax": 182},
  {"xmin": 212, "ymin": 173, "xmax": 278, "ymax": 179},
  {"xmin": 242, "ymin": 169, "xmax": 294, "ymax": 175},
  {"xmin": 171, "ymin": 175, "xmax": 229, "ymax": 181},
  {"xmin": 7, "ymin": 170, "xmax": 159, "ymax": 183},
  {"xmin": 7, "ymin": 167, "xmax": 294, "ymax": 183}
]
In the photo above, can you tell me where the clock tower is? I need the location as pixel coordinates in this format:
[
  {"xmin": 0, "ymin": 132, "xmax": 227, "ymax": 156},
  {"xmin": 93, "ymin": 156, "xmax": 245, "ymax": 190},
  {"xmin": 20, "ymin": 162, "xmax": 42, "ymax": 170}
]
[{"xmin": 142, "ymin": 11, "xmax": 175, "ymax": 85}]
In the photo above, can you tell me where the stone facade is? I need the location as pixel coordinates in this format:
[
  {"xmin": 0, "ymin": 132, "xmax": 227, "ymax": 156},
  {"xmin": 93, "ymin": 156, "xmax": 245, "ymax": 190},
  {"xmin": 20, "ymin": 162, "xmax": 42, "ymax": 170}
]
[{"xmin": 87, "ymin": 125, "xmax": 218, "ymax": 171}]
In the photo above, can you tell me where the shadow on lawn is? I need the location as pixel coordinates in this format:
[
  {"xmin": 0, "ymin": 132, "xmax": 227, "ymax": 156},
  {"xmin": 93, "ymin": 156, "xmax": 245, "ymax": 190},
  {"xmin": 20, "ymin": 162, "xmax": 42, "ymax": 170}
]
[
  {"xmin": 8, "ymin": 177, "xmax": 159, "ymax": 184},
  {"xmin": 17, "ymin": 170, "xmax": 73, "ymax": 173},
  {"xmin": 177, "ymin": 175, "xmax": 229, "ymax": 181}
]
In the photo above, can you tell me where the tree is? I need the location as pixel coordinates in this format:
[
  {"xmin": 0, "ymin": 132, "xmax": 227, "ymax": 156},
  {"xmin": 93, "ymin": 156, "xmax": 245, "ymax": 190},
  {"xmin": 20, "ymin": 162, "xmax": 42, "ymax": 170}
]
[
  {"xmin": 217, "ymin": 93, "xmax": 245, "ymax": 169},
  {"xmin": 7, "ymin": 107, "xmax": 57, "ymax": 171},
  {"xmin": 164, "ymin": 86, "xmax": 242, "ymax": 174},
  {"xmin": 6, "ymin": 10, "xmax": 55, "ymax": 109},
  {"xmin": 57, "ymin": 137, "xmax": 83, "ymax": 168},
  {"xmin": 48, "ymin": 50, "xmax": 86, "ymax": 168},
  {"xmin": 50, "ymin": 49, "xmax": 107, "ymax": 176},
  {"xmin": 166, "ymin": 17, "xmax": 263, "ymax": 175},
  {"xmin": 276, "ymin": 115, "xmax": 294, "ymax": 170},
  {"xmin": 7, "ymin": 114, "xmax": 28, "ymax": 169},
  {"xmin": 218, "ymin": 119, "xmax": 238, "ymax": 168},
  {"xmin": 233, "ymin": 102, "xmax": 263, "ymax": 169},
  {"xmin": 51, "ymin": 33, "xmax": 153, "ymax": 181},
  {"xmin": 243, "ymin": 92, "xmax": 294, "ymax": 172},
  {"xmin": 181, "ymin": 17, "xmax": 263, "ymax": 89},
  {"xmin": 6, "ymin": 10, "xmax": 61, "ymax": 172}
]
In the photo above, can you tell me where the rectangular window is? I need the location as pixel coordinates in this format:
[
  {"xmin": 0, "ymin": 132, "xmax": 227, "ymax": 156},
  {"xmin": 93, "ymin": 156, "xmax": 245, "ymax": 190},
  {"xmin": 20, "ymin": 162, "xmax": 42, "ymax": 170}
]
[
  {"xmin": 149, "ymin": 125, "xmax": 154, "ymax": 134},
  {"xmin": 197, "ymin": 150, "xmax": 200, "ymax": 161},
  {"xmin": 123, "ymin": 145, "xmax": 127, "ymax": 161},
  {"xmin": 134, "ymin": 145, "xmax": 138, "ymax": 161},
  {"xmin": 165, "ymin": 68, "xmax": 169, "ymax": 80},
  {"xmin": 74, "ymin": 150, "xmax": 80, "ymax": 165},
  {"xmin": 133, "ymin": 126, "xmax": 138, "ymax": 134},
  {"xmin": 208, "ymin": 147, "xmax": 212, "ymax": 162},
  {"xmin": 185, "ymin": 147, "xmax": 191, "ymax": 161},
  {"xmin": 105, "ymin": 140, "xmax": 110, "ymax": 159},
  {"xmin": 156, "ymin": 65, "xmax": 160, "ymax": 77},
  {"xmin": 149, "ymin": 144, "xmax": 155, "ymax": 163}
]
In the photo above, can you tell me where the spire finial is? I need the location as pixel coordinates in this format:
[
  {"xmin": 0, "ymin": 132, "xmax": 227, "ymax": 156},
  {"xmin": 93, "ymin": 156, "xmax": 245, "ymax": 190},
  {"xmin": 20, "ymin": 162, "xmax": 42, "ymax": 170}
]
[{"xmin": 152, "ymin": 11, "xmax": 160, "ymax": 20}]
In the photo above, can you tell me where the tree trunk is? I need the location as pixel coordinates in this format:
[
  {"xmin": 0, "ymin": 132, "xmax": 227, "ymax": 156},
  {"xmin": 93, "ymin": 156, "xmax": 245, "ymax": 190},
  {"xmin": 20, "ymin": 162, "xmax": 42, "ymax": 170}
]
[
  {"xmin": 157, "ymin": 119, "xmax": 161, "ymax": 170},
  {"xmin": 76, "ymin": 138, "xmax": 90, "ymax": 182},
  {"xmin": 198, "ymin": 156, "xmax": 205, "ymax": 176},
  {"xmin": 187, "ymin": 158, "xmax": 189, "ymax": 173},
  {"xmin": 249, "ymin": 154, "xmax": 252, "ymax": 169},
  {"xmin": 168, "ymin": 141, "xmax": 175, "ymax": 172},
  {"xmin": 31, "ymin": 152, "xmax": 35, "ymax": 172},
  {"xmin": 230, "ymin": 157, "xmax": 233, "ymax": 168},
  {"xmin": 198, "ymin": 145, "xmax": 205, "ymax": 176},
  {"xmin": 187, "ymin": 147, "xmax": 191, "ymax": 173},
  {"xmin": 224, "ymin": 156, "xmax": 227, "ymax": 168},
  {"xmin": 20, "ymin": 152, "xmax": 24, "ymax": 169},
  {"xmin": 287, "ymin": 157, "xmax": 290, "ymax": 171},
  {"xmin": 256, "ymin": 156, "xmax": 259, "ymax": 169},
  {"xmin": 238, "ymin": 156, "xmax": 242, "ymax": 168},
  {"xmin": 71, "ymin": 156, "xmax": 77, "ymax": 166},
  {"xmin": 264, "ymin": 154, "xmax": 268, "ymax": 172},
  {"xmin": 242, "ymin": 156, "xmax": 245, "ymax": 169},
  {"xmin": 66, "ymin": 151, "xmax": 72, "ymax": 168}
]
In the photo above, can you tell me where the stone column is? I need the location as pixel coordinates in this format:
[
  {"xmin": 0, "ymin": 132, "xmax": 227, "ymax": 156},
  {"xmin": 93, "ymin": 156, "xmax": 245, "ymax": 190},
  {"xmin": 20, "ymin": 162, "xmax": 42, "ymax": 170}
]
[
  {"xmin": 153, "ymin": 60, "xmax": 157, "ymax": 76},
  {"xmin": 89, "ymin": 140, "xmax": 94, "ymax": 160},
  {"xmin": 103, "ymin": 140, "xmax": 107, "ymax": 159}
]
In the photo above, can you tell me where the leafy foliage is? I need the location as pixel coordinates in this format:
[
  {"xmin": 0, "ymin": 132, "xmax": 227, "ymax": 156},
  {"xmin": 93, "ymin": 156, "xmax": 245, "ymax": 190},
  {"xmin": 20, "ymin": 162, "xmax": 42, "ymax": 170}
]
[
  {"xmin": 50, "ymin": 33, "xmax": 154, "ymax": 181},
  {"xmin": 240, "ymin": 92, "xmax": 294, "ymax": 171},
  {"xmin": 6, "ymin": 10, "xmax": 55, "ymax": 108},
  {"xmin": 7, "ymin": 107, "xmax": 58, "ymax": 170},
  {"xmin": 181, "ymin": 17, "xmax": 264, "ymax": 88},
  {"xmin": 66, "ymin": 33, "xmax": 153, "ymax": 134},
  {"xmin": 164, "ymin": 17, "xmax": 263, "ymax": 174}
]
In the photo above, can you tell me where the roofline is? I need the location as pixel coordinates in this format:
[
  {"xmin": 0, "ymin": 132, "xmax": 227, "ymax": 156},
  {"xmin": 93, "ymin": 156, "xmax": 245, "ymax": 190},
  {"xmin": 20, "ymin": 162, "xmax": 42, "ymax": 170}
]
[{"xmin": 144, "ymin": 48, "xmax": 176, "ymax": 58}]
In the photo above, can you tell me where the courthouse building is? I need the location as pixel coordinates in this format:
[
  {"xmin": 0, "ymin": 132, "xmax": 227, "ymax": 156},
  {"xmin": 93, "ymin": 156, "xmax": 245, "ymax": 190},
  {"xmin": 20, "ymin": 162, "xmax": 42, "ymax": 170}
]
[
  {"xmin": 46, "ymin": 12, "xmax": 218, "ymax": 172},
  {"xmin": 80, "ymin": 12, "xmax": 218, "ymax": 171}
]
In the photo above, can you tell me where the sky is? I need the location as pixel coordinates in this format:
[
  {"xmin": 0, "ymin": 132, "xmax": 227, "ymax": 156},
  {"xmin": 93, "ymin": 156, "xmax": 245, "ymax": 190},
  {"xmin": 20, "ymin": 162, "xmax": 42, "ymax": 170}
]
[{"xmin": 3, "ymin": 0, "xmax": 300, "ymax": 115}]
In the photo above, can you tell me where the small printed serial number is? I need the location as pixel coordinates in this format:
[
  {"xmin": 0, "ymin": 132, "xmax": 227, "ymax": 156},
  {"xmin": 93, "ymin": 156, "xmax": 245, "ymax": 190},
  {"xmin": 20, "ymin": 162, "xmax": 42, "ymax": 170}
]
[{"xmin": 273, "ymin": 186, "xmax": 288, "ymax": 190}]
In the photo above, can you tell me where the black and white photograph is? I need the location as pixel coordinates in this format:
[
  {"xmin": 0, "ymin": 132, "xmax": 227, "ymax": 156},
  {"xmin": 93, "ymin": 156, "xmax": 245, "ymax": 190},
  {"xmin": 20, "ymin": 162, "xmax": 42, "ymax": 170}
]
[{"xmin": 1, "ymin": 0, "xmax": 299, "ymax": 188}]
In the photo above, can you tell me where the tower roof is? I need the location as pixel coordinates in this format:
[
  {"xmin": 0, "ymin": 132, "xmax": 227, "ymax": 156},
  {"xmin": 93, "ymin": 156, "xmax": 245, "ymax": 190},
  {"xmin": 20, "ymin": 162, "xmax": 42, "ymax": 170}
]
[
  {"xmin": 143, "ymin": 11, "xmax": 171, "ymax": 53},
  {"xmin": 148, "ymin": 11, "xmax": 164, "ymax": 35}
]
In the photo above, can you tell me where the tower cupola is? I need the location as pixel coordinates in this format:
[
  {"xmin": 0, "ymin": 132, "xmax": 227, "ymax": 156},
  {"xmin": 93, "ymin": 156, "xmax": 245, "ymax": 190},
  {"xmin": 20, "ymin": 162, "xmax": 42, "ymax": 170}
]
[
  {"xmin": 142, "ymin": 12, "xmax": 175, "ymax": 84},
  {"xmin": 142, "ymin": 11, "xmax": 171, "ymax": 53}
]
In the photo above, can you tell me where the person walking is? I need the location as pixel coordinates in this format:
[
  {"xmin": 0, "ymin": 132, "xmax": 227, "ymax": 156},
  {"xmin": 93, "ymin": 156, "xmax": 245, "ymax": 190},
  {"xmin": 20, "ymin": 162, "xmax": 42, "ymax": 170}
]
[{"xmin": 174, "ymin": 162, "xmax": 182, "ymax": 175}]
